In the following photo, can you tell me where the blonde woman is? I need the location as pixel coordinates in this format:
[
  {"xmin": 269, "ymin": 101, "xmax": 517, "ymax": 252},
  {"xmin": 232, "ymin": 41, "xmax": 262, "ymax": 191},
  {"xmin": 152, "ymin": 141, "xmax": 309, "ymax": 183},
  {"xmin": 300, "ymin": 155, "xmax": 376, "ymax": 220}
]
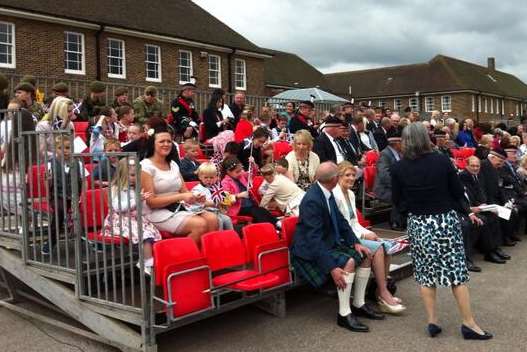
[
  {"xmin": 333, "ymin": 161, "xmax": 405, "ymax": 314},
  {"xmin": 285, "ymin": 129, "xmax": 320, "ymax": 191},
  {"xmin": 35, "ymin": 96, "xmax": 76, "ymax": 158}
]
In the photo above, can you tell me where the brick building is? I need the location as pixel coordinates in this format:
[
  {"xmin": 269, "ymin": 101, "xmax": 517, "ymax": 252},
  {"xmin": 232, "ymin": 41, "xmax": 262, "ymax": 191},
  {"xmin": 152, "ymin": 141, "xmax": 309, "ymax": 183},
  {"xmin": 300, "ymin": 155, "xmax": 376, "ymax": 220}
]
[
  {"xmin": 0, "ymin": 0, "xmax": 271, "ymax": 95},
  {"xmin": 324, "ymin": 55, "xmax": 527, "ymax": 122}
]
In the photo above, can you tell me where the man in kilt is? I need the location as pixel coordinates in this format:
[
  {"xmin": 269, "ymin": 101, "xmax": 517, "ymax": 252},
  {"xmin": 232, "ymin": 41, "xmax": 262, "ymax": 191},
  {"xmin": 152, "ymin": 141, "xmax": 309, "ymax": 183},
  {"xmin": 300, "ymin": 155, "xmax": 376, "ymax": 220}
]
[{"xmin": 292, "ymin": 162, "xmax": 384, "ymax": 332}]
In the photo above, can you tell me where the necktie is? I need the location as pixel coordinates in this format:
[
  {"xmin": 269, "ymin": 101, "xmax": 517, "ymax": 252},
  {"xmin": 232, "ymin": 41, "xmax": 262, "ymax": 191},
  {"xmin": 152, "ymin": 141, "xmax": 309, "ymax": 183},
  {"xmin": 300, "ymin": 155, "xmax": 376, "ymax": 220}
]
[{"xmin": 329, "ymin": 195, "xmax": 342, "ymax": 243}]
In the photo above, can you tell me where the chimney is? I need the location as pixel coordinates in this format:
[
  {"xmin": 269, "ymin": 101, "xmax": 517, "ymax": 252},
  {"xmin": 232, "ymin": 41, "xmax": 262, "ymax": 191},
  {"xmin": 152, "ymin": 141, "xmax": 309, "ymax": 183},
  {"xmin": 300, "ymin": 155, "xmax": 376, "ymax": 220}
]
[{"xmin": 487, "ymin": 57, "xmax": 495, "ymax": 72}]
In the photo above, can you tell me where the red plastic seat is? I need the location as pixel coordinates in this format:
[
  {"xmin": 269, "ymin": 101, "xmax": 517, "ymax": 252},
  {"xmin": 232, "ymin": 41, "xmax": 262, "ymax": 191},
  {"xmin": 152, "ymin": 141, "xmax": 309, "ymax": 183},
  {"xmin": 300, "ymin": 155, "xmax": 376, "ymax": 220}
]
[
  {"xmin": 27, "ymin": 164, "xmax": 48, "ymax": 198},
  {"xmin": 356, "ymin": 209, "xmax": 371, "ymax": 228},
  {"xmin": 185, "ymin": 181, "xmax": 200, "ymax": 190},
  {"xmin": 80, "ymin": 188, "xmax": 127, "ymax": 245},
  {"xmin": 273, "ymin": 141, "xmax": 293, "ymax": 161},
  {"xmin": 153, "ymin": 238, "xmax": 213, "ymax": 318},
  {"xmin": 73, "ymin": 121, "xmax": 90, "ymax": 144},
  {"xmin": 363, "ymin": 166, "xmax": 377, "ymax": 193},
  {"xmin": 280, "ymin": 216, "xmax": 298, "ymax": 247},
  {"xmin": 250, "ymin": 175, "xmax": 265, "ymax": 203},
  {"xmin": 242, "ymin": 223, "xmax": 291, "ymax": 285},
  {"xmin": 201, "ymin": 230, "xmax": 281, "ymax": 291},
  {"xmin": 364, "ymin": 150, "xmax": 380, "ymax": 166}
]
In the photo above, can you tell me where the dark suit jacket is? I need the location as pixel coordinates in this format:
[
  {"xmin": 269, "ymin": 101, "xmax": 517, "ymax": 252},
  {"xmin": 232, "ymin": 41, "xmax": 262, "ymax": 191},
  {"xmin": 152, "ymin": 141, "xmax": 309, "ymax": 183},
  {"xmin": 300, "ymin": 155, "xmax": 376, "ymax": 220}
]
[
  {"xmin": 459, "ymin": 170, "xmax": 487, "ymax": 206},
  {"xmin": 373, "ymin": 146, "xmax": 399, "ymax": 202},
  {"xmin": 337, "ymin": 138, "xmax": 360, "ymax": 165},
  {"xmin": 479, "ymin": 159, "xmax": 504, "ymax": 205},
  {"xmin": 291, "ymin": 183, "xmax": 359, "ymax": 274},
  {"xmin": 349, "ymin": 126, "xmax": 370, "ymax": 156},
  {"xmin": 313, "ymin": 133, "xmax": 337, "ymax": 163},
  {"xmin": 373, "ymin": 127, "xmax": 388, "ymax": 151},
  {"xmin": 202, "ymin": 107, "xmax": 223, "ymax": 140},
  {"xmin": 229, "ymin": 103, "xmax": 244, "ymax": 129},
  {"xmin": 179, "ymin": 157, "xmax": 200, "ymax": 181}
]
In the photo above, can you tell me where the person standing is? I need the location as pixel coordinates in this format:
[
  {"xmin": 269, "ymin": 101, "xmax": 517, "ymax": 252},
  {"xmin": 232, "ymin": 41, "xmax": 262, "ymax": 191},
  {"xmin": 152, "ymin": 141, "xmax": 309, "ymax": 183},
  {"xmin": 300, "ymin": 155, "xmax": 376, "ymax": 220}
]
[
  {"xmin": 391, "ymin": 122, "xmax": 492, "ymax": 340},
  {"xmin": 78, "ymin": 81, "xmax": 106, "ymax": 122}
]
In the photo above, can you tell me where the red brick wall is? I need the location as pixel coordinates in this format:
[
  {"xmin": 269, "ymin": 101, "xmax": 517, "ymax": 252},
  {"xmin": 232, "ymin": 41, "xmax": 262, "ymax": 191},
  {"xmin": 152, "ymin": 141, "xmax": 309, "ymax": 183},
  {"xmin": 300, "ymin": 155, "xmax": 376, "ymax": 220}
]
[{"xmin": 0, "ymin": 16, "xmax": 265, "ymax": 95}]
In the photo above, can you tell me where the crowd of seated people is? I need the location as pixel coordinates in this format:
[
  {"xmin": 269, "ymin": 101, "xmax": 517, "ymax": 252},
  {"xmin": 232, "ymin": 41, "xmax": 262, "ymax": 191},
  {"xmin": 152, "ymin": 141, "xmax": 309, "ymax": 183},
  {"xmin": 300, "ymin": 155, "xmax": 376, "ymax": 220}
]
[{"xmin": 3, "ymin": 72, "xmax": 527, "ymax": 333}]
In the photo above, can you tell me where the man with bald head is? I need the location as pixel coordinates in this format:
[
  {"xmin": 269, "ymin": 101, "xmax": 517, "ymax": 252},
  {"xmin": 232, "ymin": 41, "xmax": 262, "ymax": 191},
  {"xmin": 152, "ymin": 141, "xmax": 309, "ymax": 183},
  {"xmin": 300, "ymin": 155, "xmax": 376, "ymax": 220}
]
[{"xmin": 292, "ymin": 162, "xmax": 383, "ymax": 333}]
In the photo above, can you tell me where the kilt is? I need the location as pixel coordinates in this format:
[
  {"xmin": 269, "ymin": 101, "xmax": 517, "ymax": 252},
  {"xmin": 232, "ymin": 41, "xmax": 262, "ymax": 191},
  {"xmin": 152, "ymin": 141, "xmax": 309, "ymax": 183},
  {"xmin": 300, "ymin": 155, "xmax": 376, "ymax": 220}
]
[{"xmin": 293, "ymin": 244, "xmax": 363, "ymax": 288}]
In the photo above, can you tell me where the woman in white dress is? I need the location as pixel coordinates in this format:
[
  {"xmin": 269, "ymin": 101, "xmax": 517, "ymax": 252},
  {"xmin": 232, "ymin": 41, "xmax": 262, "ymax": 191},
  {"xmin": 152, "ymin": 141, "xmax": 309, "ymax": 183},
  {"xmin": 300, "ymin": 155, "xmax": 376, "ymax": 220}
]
[{"xmin": 140, "ymin": 126, "xmax": 218, "ymax": 244}]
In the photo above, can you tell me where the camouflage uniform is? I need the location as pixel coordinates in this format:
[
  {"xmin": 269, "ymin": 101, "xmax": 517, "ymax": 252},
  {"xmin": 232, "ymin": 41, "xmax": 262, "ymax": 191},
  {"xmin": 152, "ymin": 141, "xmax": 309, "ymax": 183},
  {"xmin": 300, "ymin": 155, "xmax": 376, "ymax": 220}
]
[
  {"xmin": 27, "ymin": 101, "xmax": 46, "ymax": 121},
  {"xmin": 133, "ymin": 96, "xmax": 163, "ymax": 125}
]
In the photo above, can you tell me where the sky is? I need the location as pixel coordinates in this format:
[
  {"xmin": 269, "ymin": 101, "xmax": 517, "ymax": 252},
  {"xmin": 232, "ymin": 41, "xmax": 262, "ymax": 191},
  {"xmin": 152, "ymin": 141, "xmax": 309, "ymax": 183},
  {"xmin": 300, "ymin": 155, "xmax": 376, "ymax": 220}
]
[{"xmin": 193, "ymin": 0, "xmax": 527, "ymax": 81}]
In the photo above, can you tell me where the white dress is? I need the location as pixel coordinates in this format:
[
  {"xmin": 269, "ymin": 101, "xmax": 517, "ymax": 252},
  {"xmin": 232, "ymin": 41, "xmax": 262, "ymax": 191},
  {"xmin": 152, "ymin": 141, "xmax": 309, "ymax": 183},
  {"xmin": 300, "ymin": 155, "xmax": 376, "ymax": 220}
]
[{"xmin": 140, "ymin": 159, "xmax": 193, "ymax": 234}]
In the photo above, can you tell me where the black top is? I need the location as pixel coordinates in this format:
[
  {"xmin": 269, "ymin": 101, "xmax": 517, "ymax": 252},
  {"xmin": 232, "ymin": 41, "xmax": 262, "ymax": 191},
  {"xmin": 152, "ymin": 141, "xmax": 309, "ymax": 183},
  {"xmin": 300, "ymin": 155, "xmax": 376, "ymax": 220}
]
[
  {"xmin": 202, "ymin": 107, "xmax": 223, "ymax": 140},
  {"xmin": 391, "ymin": 152, "xmax": 464, "ymax": 216}
]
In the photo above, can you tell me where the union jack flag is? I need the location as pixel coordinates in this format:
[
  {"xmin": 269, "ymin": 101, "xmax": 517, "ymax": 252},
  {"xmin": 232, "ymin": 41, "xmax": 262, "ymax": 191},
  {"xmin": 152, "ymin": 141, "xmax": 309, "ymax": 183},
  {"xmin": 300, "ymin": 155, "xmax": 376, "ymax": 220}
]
[{"xmin": 209, "ymin": 182, "xmax": 224, "ymax": 205}]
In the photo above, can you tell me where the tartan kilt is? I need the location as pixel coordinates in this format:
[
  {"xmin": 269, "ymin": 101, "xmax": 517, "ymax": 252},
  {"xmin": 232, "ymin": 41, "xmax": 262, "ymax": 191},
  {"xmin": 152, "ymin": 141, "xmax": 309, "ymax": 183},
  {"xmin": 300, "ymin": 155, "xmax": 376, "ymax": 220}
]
[{"xmin": 293, "ymin": 244, "xmax": 363, "ymax": 288}]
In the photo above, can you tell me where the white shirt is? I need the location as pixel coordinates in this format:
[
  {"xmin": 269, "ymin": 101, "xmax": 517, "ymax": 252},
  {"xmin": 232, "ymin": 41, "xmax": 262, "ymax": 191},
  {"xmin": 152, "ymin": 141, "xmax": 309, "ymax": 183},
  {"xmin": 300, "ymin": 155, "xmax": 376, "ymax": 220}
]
[
  {"xmin": 317, "ymin": 181, "xmax": 333, "ymax": 213},
  {"xmin": 324, "ymin": 131, "xmax": 344, "ymax": 164}
]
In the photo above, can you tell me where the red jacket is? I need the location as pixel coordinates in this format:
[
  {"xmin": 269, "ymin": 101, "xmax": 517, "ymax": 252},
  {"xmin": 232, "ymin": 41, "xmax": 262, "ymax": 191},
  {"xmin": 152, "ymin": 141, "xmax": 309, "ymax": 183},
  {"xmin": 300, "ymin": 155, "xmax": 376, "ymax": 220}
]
[{"xmin": 234, "ymin": 119, "xmax": 253, "ymax": 143}]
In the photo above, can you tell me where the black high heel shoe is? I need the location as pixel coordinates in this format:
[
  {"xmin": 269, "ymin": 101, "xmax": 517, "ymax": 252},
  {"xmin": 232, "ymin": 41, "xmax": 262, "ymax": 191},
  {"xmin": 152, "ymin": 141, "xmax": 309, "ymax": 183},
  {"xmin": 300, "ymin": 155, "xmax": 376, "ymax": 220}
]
[
  {"xmin": 461, "ymin": 325, "xmax": 493, "ymax": 340},
  {"xmin": 428, "ymin": 323, "xmax": 442, "ymax": 337}
]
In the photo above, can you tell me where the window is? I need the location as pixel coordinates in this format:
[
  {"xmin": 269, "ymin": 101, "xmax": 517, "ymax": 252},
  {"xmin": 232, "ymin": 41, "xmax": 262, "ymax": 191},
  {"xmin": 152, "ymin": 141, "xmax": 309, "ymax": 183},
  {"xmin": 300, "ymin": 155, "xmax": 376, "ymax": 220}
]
[
  {"xmin": 394, "ymin": 98, "xmax": 402, "ymax": 111},
  {"xmin": 409, "ymin": 97, "xmax": 419, "ymax": 112},
  {"xmin": 234, "ymin": 59, "xmax": 246, "ymax": 90},
  {"xmin": 107, "ymin": 38, "xmax": 126, "ymax": 78},
  {"xmin": 441, "ymin": 95, "xmax": 452, "ymax": 112},
  {"xmin": 145, "ymin": 44, "xmax": 161, "ymax": 82},
  {"xmin": 478, "ymin": 96, "xmax": 482, "ymax": 112},
  {"xmin": 178, "ymin": 50, "xmax": 193, "ymax": 84},
  {"xmin": 490, "ymin": 98, "xmax": 494, "ymax": 114},
  {"xmin": 377, "ymin": 99, "xmax": 385, "ymax": 108},
  {"xmin": 471, "ymin": 95, "xmax": 475, "ymax": 112},
  {"xmin": 0, "ymin": 22, "xmax": 15, "ymax": 68},
  {"xmin": 496, "ymin": 99, "xmax": 500, "ymax": 114},
  {"xmin": 208, "ymin": 54, "xmax": 221, "ymax": 88},
  {"xmin": 425, "ymin": 96, "xmax": 434, "ymax": 112},
  {"xmin": 501, "ymin": 100, "xmax": 505, "ymax": 115},
  {"xmin": 64, "ymin": 32, "xmax": 85, "ymax": 74},
  {"xmin": 484, "ymin": 98, "xmax": 488, "ymax": 113},
  {"xmin": 516, "ymin": 103, "xmax": 520, "ymax": 116}
]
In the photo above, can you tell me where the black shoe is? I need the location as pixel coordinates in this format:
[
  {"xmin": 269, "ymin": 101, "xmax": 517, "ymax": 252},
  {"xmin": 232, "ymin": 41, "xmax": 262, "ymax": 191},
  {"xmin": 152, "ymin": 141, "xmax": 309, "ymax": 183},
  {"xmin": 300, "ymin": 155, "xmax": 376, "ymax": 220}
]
[
  {"xmin": 510, "ymin": 235, "xmax": 522, "ymax": 242},
  {"xmin": 483, "ymin": 253, "xmax": 506, "ymax": 264},
  {"xmin": 503, "ymin": 238, "xmax": 516, "ymax": 247},
  {"xmin": 461, "ymin": 325, "xmax": 493, "ymax": 340},
  {"xmin": 337, "ymin": 313, "xmax": 369, "ymax": 332},
  {"xmin": 494, "ymin": 248, "xmax": 511, "ymax": 260},
  {"xmin": 351, "ymin": 303, "xmax": 385, "ymax": 320},
  {"xmin": 428, "ymin": 323, "xmax": 442, "ymax": 337},
  {"xmin": 466, "ymin": 261, "xmax": 482, "ymax": 272}
]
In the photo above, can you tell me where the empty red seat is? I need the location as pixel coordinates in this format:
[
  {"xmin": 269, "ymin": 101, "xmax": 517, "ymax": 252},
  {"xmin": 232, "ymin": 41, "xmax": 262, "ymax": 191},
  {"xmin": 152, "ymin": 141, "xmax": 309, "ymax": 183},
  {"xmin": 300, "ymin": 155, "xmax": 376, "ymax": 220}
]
[
  {"xmin": 185, "ymin": 181, "xmax": 200, "ymax": 190},
  {"xmin": 364, "ymin": 150, "xmax": 380, "ymax": 166},
  {"xmin": 27, "ymin": 164, "xmax": 53, "ymax": 214},
  {"xmin": 280, "ymin": 216, "xmax": 298, "ymax": 247},
  {"xmin": 242, "ymin": 223, "xmax": 291, "ymax": 285},
  {"xmin": 73, "ymin": 121, "xmax": 90, "ymax": 144},
  {"xmin": 201, "ymin": 230, "xmax": 281, "ymax": 291},
  {"xmin": 153, "ymin": 238, "xmax": 213, "ymax": 318}
]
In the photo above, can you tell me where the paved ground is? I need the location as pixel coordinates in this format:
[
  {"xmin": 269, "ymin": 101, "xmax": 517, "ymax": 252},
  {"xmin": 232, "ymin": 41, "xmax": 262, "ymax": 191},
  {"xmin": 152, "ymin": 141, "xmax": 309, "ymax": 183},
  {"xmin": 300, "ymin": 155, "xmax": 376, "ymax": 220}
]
[{"xmin": 1, "ymin": 240, "xmax": 526, "ymax": 352}]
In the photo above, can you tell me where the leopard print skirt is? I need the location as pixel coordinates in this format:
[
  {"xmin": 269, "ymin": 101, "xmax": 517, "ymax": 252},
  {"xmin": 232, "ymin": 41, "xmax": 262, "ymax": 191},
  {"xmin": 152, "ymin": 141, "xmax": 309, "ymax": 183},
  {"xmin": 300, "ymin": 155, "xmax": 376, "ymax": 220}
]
[{"xmin": 407, "ymin": 210, "xmax": 469, "ymax": 287}]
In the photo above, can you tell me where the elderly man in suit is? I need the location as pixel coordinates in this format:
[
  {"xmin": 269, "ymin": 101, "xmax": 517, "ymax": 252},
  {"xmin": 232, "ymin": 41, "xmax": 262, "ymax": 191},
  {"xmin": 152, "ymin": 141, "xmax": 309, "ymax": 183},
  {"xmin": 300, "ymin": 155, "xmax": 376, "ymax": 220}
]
[
  {"xmin": 313, "ymin": 116, "xmax": 346, "ymax": 163},
  {"xmin": 292, "ymin": 162, "xmax": 384, "ymax": 333},
  {"xmin": 373, "ymin": 117, "xmax": 392, "ymax": 151},
  {"xmin": 373, "ymin": 129, "xmax": 404, "ymax": 230}
]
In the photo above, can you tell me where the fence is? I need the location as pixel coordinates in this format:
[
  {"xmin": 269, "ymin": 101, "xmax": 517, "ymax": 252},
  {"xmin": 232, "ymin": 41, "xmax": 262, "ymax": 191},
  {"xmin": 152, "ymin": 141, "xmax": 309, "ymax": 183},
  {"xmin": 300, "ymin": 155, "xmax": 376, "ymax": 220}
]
[{"xmin": 2, "ymin": 73, "xmax": 335, "ymax": 121}]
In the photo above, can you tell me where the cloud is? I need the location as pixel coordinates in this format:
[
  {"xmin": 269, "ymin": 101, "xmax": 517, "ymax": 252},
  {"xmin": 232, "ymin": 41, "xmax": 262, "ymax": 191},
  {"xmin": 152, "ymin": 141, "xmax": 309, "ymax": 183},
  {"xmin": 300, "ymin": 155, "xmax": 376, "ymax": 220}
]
[{"xmin": 194, "ymin": 0, "xmax": 527, "ymax": 80}]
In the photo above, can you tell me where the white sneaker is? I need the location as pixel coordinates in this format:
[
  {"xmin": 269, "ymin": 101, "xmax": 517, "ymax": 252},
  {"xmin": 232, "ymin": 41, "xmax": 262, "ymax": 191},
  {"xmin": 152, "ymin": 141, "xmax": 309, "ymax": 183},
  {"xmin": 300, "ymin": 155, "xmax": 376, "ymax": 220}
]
[{"xmin": 136, "ymin": 261, "xmax": 153, "ymax": 276}]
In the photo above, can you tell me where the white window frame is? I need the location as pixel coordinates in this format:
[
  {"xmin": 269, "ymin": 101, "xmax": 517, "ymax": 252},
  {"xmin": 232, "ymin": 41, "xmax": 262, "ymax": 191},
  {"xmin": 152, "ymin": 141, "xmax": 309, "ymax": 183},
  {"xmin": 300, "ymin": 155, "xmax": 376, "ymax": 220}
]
[
  {"xmin": 496, "ymin": 99, "xmax": 500, "ymax": 114},
  {"xmin": 471, "ymin": 95, "xmax": 475, "ymax": 112},
  {"xmin": 478, "ymin": 96, "xmax": 482, "ymax": 112},
  {"xmin": 490, "ymin": 98, "xmax": 494, "ymax": 114},
  {"xmin": 208, "ymin": 54, "xmax": 221, "ymax": 88},
  {"xmin": 64, "ymin": 31, "xmax": 85, "ymax": 75},
  {"xmin": 0, "ymin": 22, "xmax": 15, "ymax": 69},
  {"xmin": 425, "ymin": 96, "xmax": 434, "ymax": 112},
  {"xmin": 484, "ymin": 98, "xmax": 488, "ymax": 113},
  {"xmin": 516, "ymin": 103, "xmax": 520, "ymax": 116},
  {"xmin": 107, "ymin": 38, "xmax": 126, "ymax": 79},
  {"xmin": 178, "ymin": 50, "xmax": 193, "ymax": 84},
  {"xmin": 409, "ymin": 97, "xmax": 419, "ymax": 112},
  {"xmin": 377, "ymin": 99, "xmax": 385, "ymax": 108},
  {"xmin": 441, "ymin": 95, "xmax": 452, "ymax": 112},
  {"xmin": 145, "ymin": 44, "xmax": 162, "ymax": 83},
  {"xmin": 234, "ymin": 58, "xmax": 247, "ymax": 91},
  {"xmin": 393, "ymin": 98, "xmax": 402, "ymax": 111},
  {"xmin": 502, "ymin": 100, "xmax": 505, "ymax": 115}
]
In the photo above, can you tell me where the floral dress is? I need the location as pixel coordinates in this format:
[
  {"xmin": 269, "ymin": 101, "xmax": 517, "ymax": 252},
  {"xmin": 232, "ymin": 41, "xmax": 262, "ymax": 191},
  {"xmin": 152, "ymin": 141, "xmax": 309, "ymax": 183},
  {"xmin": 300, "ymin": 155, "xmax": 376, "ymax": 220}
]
[{"xmin": 297, "ymin": 159, "xmax": 311, "ymax": 191}]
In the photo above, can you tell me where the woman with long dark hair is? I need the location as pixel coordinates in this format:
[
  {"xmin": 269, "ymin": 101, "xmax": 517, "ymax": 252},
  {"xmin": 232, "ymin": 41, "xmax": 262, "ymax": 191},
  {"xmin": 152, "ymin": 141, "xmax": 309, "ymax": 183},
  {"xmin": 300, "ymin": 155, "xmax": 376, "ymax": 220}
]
[
  {"xmin": 202, "ymin": 89, "xmax": 228, "ymax": 141},
  {"xmin": 140, "ymin": 126, "xmax": 218, "ymax": 244},
  {"xmin": 391, "ymin": 122, "xmax": 492, "ymax": 340}
]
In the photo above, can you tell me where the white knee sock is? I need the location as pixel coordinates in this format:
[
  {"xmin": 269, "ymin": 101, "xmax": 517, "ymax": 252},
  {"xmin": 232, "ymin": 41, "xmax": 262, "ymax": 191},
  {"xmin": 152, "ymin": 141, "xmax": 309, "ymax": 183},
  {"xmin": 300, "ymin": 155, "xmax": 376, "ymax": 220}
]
[
  {"xmin": 337, "ymin": 272, "xmax": 355, "ymax": 316},
  {"xmin": 353, "ymin": 267, "xmax": 371, "ymax": 308}
]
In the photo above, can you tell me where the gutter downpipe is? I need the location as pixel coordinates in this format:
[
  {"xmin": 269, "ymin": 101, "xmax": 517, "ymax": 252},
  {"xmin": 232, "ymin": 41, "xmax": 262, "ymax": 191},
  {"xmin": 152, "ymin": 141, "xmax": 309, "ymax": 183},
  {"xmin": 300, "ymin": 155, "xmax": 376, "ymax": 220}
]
[
  {"xmin": 95, "ymin": 25, "xmax": 105, "ymax": 81},
  {"xmin": 228, "ymin": 48, "xmax": 235, "ymax": 97}
]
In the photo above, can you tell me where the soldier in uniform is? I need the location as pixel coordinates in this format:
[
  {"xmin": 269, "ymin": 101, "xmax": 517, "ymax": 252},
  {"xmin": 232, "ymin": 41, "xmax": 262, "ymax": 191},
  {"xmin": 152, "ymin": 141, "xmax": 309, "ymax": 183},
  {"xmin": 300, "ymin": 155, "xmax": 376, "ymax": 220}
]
[
  {"xmin": 17, "ymin": 75, "xmax": 45, "ymax": 120},
  {"xmin": 169, "ymin": 81, "xmax": 199, "ymax": 139},
  {"xmin": 133, "ymin": 86, "xmax": 163, "ymax": 126},
  {"xmin": 14, "ymin": 82, "xmax": 41, "ymax": 122},
  {"xmin": 112, "ymin": 86, "xmax": 129, "ymax": 109},
  {"xmin": 78, "ymin": 81, "xmax": 106, "ymax": 122}
]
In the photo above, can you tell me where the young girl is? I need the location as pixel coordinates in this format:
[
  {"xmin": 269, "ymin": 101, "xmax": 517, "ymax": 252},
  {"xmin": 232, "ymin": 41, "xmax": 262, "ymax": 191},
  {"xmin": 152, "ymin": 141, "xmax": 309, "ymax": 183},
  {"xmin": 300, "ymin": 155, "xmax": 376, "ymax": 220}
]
[
  {"xmin": 103, "ymin": 158, "xmax": 161, "ymax": 275},
  {"xmin": 221, "ymin": 156, "xmax": 278, "ymax": 226},
  {"xmin": 192, "ymin": 163, "xmax": 234, "ymax": 230}
]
